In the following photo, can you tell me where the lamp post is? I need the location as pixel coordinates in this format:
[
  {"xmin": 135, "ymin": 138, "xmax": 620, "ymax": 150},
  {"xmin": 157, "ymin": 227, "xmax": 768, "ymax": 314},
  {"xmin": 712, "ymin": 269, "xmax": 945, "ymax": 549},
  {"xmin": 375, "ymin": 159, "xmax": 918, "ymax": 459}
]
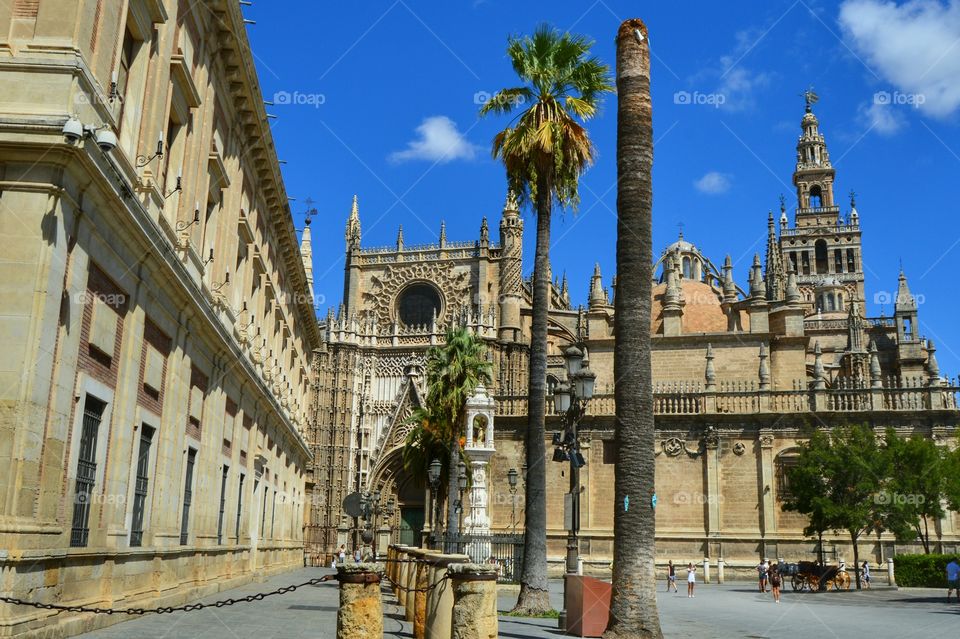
[
  {"xmin": 455, "ymin": 461, "xmax": 468, "ymax": 534},
  {"xmin": 360, "ymin": 490, "xmax": 395, "ymax": 559},
  {"xmin": 551, "ymin": 345, "xmax": 596, "ymax": 577},
  {"xmin": 427, "ymin": 458, "xmax": 443, "ymax": 547},
  {"xmin": 507, "ymin": 468, "xmax": 519, "ymax": 534}
]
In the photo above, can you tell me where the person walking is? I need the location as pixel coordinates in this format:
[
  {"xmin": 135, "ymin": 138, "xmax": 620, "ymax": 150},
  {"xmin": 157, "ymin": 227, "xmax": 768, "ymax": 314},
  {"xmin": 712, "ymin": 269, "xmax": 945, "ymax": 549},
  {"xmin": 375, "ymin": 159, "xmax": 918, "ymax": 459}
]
[
  {"xmin": 667, "ymin": 560, "xmax": 678, "ymax": 593},
  {"xmin": 757, "ymin": 559, "xmax": 769, "ymax": 593},
  {"xmin": 862, "ymin": 561, "xmax": 871, "ymax": 589},
  {"xmin": 338, "ymin": 544, "xmax": 346, "ymax": 565},
  {"xmin": 769, "ymin": 562, "xmax": 782, "ymax": 604},
  {"xmin": 946, "ymin": 557, "xmax": 960, "ymax": 602},
  {"xmin": 686, "ymin": 562, "xmax": 697, "ymax": 598}
]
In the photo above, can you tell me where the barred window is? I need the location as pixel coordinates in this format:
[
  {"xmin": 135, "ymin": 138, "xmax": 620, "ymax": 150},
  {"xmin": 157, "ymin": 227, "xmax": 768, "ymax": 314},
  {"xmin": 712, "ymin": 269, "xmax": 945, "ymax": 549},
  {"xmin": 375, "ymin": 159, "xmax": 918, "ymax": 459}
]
[{"xmin": 775, "ymin": 451, "xmax": 800, "ymax": 501}]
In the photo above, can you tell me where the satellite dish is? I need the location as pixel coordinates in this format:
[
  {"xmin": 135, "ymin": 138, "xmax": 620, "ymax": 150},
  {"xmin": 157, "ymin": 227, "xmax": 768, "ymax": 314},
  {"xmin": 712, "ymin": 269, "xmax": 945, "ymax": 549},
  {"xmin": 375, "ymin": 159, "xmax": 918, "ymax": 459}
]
[{"xmin": 343, "ymin": 492, "xmax": 364, "ymax": 518}]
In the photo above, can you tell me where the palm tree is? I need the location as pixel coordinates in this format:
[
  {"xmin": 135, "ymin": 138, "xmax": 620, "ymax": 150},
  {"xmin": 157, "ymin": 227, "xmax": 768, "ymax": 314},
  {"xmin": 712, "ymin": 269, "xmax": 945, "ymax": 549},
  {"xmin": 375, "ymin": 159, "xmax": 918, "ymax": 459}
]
[
  {"xmin": 480, "ymin": 24, "xmax": 613, "ymax": 614},
  {"xmin": 603, "ymin": 19, "xmax": 662, "ymax": 639},
  {"xmin": 402, "ymin": 327, "xmax": 491, "ymax": 542}
]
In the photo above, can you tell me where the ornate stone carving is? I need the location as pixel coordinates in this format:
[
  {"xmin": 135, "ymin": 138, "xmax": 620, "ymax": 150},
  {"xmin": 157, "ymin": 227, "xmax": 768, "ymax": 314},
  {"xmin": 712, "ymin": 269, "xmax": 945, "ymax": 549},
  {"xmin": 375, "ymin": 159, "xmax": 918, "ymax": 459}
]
[
  {"xmin": 733, "ymin": 442, "xmax": 746, "ymax": 456},
  {"xmin": 657, "ymin": 437, "xmax": 701, "ymax": 458},
  {"xmin": 759, "ymin": 433, "xmax": 774, "ymax": 448},
  {"xmin": 361, "ymin": 262, "xmax": 472, "ymax": 325}
]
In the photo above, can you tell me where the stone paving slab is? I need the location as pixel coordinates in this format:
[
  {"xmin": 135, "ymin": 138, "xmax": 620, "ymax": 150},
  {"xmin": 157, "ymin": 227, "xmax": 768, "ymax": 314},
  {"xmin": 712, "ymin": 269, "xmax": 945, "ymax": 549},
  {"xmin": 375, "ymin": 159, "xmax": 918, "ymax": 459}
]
[{"xmin": 74, "ymin": 568, "xmax": 960, "ymax": 639}]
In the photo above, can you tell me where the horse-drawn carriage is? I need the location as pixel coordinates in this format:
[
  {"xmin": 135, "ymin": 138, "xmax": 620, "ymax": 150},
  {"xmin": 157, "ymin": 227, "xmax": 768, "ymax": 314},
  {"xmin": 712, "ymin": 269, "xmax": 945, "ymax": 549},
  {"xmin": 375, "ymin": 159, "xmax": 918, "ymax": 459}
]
[{"xmin": 780, "ymin": 561, "xmax": 851, "ymax": 591}]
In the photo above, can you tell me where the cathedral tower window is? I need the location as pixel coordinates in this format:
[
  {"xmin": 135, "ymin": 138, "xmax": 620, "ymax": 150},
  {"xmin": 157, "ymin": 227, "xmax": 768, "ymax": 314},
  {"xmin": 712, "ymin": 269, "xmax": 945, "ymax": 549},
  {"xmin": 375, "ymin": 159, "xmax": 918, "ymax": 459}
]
[
  {"xmin": 809, "ymin": 185, "xmax": 823, "ymax": 208},
  {"xmin": 815, "ymin": 240, "xmax": 828, "ymax": 274}
]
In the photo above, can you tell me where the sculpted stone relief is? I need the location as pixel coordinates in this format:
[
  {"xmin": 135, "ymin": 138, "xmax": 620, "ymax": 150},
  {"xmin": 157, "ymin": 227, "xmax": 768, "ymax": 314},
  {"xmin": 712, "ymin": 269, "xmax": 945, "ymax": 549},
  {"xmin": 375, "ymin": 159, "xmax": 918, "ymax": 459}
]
[{"xmin": 361, "ymin": 262, "xmax": 472, "ymax": 326}]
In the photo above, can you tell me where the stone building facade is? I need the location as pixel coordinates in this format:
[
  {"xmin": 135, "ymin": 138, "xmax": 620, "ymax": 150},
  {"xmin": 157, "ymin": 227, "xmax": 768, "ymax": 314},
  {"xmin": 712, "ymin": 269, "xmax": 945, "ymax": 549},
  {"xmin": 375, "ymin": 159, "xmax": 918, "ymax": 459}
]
[
  {"xmin": 306, "ymin": 103, "xmax": 960, "ymax": 573},
  {"xmin": 0, "ymin": 1, "xmax": 319, "ymax": 636}
]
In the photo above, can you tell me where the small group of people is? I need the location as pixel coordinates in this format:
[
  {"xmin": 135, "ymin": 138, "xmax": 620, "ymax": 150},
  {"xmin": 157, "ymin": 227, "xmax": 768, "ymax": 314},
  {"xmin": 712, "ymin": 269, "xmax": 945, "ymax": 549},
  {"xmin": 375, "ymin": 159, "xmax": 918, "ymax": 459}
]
[
  {"xmin": 330, "ymin": 544, "xmax": 364, "ymax": 568},
  {"xmin": 665, "ymin": 560, "xmax": 699, "ymax": 598},
  {"xmin": 756, "ymin": 559, "xmax": 782, "ymax": 603}
]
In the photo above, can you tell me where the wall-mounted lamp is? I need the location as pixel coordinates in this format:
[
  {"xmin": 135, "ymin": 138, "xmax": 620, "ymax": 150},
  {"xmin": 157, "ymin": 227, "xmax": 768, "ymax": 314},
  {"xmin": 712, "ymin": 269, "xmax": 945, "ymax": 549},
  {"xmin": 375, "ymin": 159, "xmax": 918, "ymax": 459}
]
[
  {"xmin": 175, "ymin": 208, "xmax": 200, "ymax": 232},
  {"xmin": 136, "ymin": 133, "xmax": 164, "ymax": 168}
]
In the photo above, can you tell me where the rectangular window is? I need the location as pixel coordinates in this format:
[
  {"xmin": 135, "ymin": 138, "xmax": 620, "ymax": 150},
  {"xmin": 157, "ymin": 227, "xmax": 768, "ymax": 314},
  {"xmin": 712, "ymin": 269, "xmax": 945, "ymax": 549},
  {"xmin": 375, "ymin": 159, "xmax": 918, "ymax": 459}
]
[
  {"xmin": 116, "ymin": 27, "xmax": 140, "ymax": 130},
  {"xmin": 801, "ymin": 252, "xmax": 811, "ymax": 276},
  {"xmin": 260, "ymin": 480, "xmax": 268, "ymax": 537},
  {"xmin": 217, "ymin": 466, "xmax": 228, "ymax": 544},
  {"xmin": 602, "ymin": 440, "xmax": 616, "ymax": 464},
  {"xmin": 70, "ymin": 395, "xmax": 106, "ymax": 547},
  {"xmin": 129, "ymin": 425, "xmax": 155, "ymax": 547},
  {"xmin": 270, "ymin": 489, "xmax": 276, "ymax": 539},
  {"xmin": 235, "ymin": 474, "xmax": 245, "ymax": 542},
  {"xmin": 834, "ymin": 248, "xmax": 843, "ymax": 273},
  {"xmin": 180, "ymin": 449, "xmax": 196, "ymax": 545},
  {"xmin": 847, "ymin": 248, "xmax": 856, "ymax": 273}
]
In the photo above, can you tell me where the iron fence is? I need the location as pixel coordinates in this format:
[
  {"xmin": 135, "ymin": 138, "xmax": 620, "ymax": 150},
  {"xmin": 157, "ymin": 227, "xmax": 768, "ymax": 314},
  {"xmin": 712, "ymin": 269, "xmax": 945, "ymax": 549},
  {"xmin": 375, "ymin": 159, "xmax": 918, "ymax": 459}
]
[{"xmin": 430, "ymin": 532, "xmax": 524, "ymax": 583}]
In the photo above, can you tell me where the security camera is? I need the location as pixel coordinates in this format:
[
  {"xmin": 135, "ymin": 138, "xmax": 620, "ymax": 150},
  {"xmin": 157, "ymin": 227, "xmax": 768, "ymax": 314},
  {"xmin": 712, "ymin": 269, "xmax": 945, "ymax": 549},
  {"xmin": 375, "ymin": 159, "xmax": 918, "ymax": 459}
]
[
  {"xmin": 95, "ymin": 128, "xmax": 118, "ymax": 153},
  {"xmin": 634, "ymin": 29, "xmax": 645, "ymax": 43},
  {"xmin": 62, "ymin": 117, "xmax": 83, "ymax": 143}
]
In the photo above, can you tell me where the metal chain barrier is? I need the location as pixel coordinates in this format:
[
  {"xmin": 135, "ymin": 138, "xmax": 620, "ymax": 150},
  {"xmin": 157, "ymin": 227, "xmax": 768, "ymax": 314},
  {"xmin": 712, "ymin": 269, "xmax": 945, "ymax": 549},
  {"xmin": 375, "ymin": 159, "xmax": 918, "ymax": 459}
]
[
  {"xmin": 0, "ymin": 574, "xmax": 337, "ymax": 616},
  {"xmin": 380, "ymin": 570, "xmax": 450, "ymax": 595}
]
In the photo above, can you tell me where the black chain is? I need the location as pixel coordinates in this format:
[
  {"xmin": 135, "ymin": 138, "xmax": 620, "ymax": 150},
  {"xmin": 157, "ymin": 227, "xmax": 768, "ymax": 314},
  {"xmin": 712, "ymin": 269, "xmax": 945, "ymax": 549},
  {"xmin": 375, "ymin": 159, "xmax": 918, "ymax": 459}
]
[
  {"xmin": 0, "ymin": 575, "xmax": 336, "ymax": 616},
  {"xmin": 380, "ymin": 571, "xmax": 450, "ymax": 594}
]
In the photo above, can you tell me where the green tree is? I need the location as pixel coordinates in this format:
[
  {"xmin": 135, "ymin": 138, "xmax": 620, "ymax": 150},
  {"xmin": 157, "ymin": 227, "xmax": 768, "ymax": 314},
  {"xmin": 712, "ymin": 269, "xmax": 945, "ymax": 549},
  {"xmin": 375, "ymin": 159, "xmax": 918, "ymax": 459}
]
[
  {"xmin": 881, "ymin": 429, "xmax": 947, "ymax": 554},
  {"xmin": 603, "ymin": 18, "xmax": 662, "ymax": 639},
  {"xmin": 784, "ymin": 425, "xmax": 886, "ymax": 589},
  {"xmin": 944, "ymin": 443, "xmax": 960, "ymax": 513},
  {"xmin": 480, "ymin": 24, "xmax": 613, "ymax": 614},
  {"xmin": 401, "ymin": 328, "xmax": 491, "ymax": 539}
]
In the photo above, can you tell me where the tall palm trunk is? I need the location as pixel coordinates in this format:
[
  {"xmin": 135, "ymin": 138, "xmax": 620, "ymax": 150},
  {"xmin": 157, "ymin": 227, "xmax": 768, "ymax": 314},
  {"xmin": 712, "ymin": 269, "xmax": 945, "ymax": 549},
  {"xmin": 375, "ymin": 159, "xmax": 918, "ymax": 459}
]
[
  {"xmin": 604, "ymin": 18, "xmax": 662, "ymax": 639},
  {"xmin": 514, "ymin": 175, "xmax": 553, "ymax": 613},
  {"xmin": 446, "ymin": 432, "xmax": 460, "ymax": 549}
]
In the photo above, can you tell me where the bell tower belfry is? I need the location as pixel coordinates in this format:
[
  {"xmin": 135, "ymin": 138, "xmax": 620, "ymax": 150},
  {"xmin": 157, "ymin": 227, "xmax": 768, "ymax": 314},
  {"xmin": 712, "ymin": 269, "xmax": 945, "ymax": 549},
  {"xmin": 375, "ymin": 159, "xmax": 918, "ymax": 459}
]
[{"xmin": 780, "ymin": 92, "xmax": 866, "ymax": 306}]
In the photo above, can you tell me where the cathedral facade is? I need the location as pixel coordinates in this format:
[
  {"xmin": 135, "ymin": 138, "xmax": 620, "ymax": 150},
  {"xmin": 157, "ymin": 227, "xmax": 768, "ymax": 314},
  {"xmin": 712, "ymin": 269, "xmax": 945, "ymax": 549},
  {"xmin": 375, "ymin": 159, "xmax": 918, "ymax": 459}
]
[{"xmin": 306, "ymin": 104, "xmax": 960, "ymax": 573}]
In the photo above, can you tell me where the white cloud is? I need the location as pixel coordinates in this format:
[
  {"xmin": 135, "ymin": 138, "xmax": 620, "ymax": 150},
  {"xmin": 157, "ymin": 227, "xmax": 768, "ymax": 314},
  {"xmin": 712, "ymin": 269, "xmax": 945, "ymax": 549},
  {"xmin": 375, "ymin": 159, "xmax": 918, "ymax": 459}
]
[
  {"xmin": 716, "ymin": 59, "xmax": 773, "ymax": 112},
  {"xmin": 389, "ymin": 116, "xmax": 479, "ymax": 163},
  {"xmin": 839, "ymin": 0, "xmax": 960, "ymax": 119},
  {"xmin": 859, "ymin": 100, "xmax": 905, "ymax": 135},
  {"xmin": 694, "ymin": 171, "xmax": 732, "ymax": 195}
]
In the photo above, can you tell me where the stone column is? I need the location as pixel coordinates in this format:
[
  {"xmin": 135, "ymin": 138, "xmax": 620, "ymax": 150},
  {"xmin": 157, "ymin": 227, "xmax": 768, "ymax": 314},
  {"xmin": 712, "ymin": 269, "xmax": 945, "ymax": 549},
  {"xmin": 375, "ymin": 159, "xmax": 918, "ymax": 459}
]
[
  {"xmin": 414, "ymin": 553, "xmax": 430, "ymax": 639},
  {"xmin": 405, "ymin": 548, "xmax": 426, "ymax": 621},
  {"xmin": 449, "ymin": 564, "xmax": 498, "ymax": 639},
  {"xmin": 425, "ymin": 553, "xmax": 469, "ymax": 639},
  {"xmin": 336, "ymin": 563, "xmax": 383, "ymax": 639},
  {"xmin": 758, "ymin": 431, "xmax": 776, "ymax": 539},
  {"xmin": 887, "ymin": 558, "xmax": 896, "ymax": 587}
]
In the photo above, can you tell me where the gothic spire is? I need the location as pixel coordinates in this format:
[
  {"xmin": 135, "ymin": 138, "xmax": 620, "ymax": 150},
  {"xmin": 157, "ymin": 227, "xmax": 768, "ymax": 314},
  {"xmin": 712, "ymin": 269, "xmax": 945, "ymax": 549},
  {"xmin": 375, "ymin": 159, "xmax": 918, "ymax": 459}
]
[
  {"xmin": 439, "ymin": 220, "xmax": 446, "ymax": 248},
  {"xmin": 345, "ymin": 194, "xmax": 361, "ymax": 250},
  {"xmin": 589, "ymin": 263, "xmax": 606, "ymax": 308},
  {"xmin": 299, "ymin": 215, "xmax": 314, "ymax": 298},
  {"xmin": 765, "ymin": 210, "xmax": 786, "ymax": 302},
  {"xmin": 396, "ymin": 224, "xmax": 404, "ymax": 251},
  {"xmin": 895, "ymin": 270, "xmax": 917, "ymax": 312}
]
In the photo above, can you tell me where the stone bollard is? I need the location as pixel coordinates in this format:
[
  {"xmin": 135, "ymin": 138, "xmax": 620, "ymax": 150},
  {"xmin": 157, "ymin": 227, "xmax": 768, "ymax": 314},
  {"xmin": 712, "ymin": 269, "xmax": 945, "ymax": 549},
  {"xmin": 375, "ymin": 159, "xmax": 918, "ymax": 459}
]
[
  {"xmin": 887, "ymin": 557, "xmax": 896, "ymax": 587},
  {"xmin": 702, "ymin": 558, "xmax": 710, "ymax": 584},
  {"xmin": 406, "ymin": 548, "xmax": 427, "ymax": 623},
  {"xmin": 424, "ymin": 553, "xmax": 469, "ymax": 639},
  {"xmin": 336, "ymin": 563, "xmax": 384, "ymax": 639},
  {"xmin": 396, "ymin": 546, "xmax": 411, "ymax": 601},
  {"xmin": 413, "ymin": 552, "xmax": 430, "ymax": 639},
  {"xmin": 717, "ymin": 558, "xmax": 725, "ymax": 584},
  {"xmin": 449, "ymin": 563, "xmax": 498, "ymax": 639}
]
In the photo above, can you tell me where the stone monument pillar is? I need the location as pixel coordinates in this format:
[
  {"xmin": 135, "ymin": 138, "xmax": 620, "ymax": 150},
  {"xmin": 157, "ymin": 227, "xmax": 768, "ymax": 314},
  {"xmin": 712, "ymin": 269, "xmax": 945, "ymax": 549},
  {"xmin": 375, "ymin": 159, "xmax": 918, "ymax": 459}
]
[
  {"xmin": 449, "ymin": 563, "xmax": 499, "ymax": 639},
  {"xmin": 463, "ymin": 382, "xmax": 495, "ymax": 562},
  {"xmin": 336, "ymin": 563, "xmax": 384, "ymax": 639}
]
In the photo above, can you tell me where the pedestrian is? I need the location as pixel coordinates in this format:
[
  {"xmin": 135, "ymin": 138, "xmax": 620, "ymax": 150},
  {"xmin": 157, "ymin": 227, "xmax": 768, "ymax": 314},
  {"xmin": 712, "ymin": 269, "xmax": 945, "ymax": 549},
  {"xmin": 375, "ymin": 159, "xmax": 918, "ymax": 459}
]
[
  {"xmin": 861, "ymin": 561, "xmax": 870, "ymax": 589},
  {"xmin": 769, "ymin": 562, "xmax": 782, "ymax": 603},
  {"xmin": 946, "ymin": 557, "xmax": 960, "ymax": 602},
  {"xmin": 757, "ymin": 558, "xmax": 769, "ymax": 593},
  {"xmin": 686, "ymin": 562, "xmax": 697, "ymax": 598},
  {"xmin": 338, "ymin": 544, "xmax": 346, "ymax": 564},
  {"xmin": 354, "ymin": 548, "xmax": 361, "ymax": 563},
  {"xmin": 667, "ymin": 560, "xmax": 678, "ymax": 593}
]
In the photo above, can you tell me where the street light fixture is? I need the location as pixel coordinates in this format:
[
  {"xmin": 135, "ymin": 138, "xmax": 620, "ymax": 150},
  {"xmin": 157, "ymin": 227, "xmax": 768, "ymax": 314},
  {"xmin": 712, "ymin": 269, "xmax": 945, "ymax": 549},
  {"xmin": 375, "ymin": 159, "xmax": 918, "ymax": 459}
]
[
  {"xmin": 552, "ymin": 344, "xmax": 596, "ymax": 578},
  {"xmin": 455, "ymin": 461, "xmax": 468, "ymax": 534},
  {"xmin": 507, "ymin": 468, "xmax": 519, "ymax": 534},
  {"xmin": 427, "ymin": 458, "xmax": 442, "ymax": 546}
]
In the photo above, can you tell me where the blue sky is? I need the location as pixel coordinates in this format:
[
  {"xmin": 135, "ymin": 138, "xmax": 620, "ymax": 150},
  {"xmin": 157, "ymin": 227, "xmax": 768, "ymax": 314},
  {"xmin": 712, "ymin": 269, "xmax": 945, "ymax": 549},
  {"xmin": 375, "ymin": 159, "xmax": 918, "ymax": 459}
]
[{"xmin": 244, "ymin": 0, "xmax": 960, "ymax": 374}]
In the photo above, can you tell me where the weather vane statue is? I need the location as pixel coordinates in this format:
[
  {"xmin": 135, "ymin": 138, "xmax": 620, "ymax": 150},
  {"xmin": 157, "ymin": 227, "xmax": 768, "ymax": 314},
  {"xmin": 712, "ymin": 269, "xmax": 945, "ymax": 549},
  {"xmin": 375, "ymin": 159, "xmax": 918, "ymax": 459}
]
[{"xmin": 801, "ymin": 86, "xmax": 819, "ymax": 112}]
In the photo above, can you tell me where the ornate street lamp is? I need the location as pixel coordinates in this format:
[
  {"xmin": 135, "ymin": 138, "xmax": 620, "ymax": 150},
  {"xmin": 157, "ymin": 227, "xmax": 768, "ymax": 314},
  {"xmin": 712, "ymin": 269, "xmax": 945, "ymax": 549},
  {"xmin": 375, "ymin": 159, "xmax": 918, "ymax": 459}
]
[
  {"xmin": 427, "ymin": 458, "xmax": 442, "ymax": 546},
  {"xmin": 551, "ymin": 345, "xmax": 596, "ymax": 578},
  {"xmin": 455, "ymin": 461, "xmax": 468, "ymax": 533},
  {"xmin": 507, "ymin": 468, "xmax": 519, "ymax": 534}
]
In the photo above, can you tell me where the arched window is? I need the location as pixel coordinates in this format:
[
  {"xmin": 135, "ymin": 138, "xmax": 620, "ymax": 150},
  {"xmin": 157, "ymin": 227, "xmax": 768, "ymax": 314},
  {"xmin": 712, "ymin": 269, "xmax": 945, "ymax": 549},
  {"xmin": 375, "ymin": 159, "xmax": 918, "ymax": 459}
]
[
  {"xmin": 825, "ymin": 293, "xmax": 835, "ymax": 312},
  {"xmin": 682, "ymin": 256, "xmax": 692, "ymax": 279},
  {"xmin": 837, "ymin": 293, "xmax": 843, "ymax": 311},
  {"xmin": 814, "ymin": 240, "xmax": 828, "ymax": 274},
  {"xmin": 809, "ymin": 185, "xmax": 823, "ymax": 208}
]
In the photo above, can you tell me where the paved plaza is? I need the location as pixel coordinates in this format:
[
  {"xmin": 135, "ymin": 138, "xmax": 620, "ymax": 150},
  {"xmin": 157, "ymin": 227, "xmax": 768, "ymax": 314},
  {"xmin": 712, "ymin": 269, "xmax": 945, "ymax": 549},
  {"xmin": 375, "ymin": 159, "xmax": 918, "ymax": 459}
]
[{"xmin": 71, "ymin": 567, "xmax": 960, "ymax": 639}]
